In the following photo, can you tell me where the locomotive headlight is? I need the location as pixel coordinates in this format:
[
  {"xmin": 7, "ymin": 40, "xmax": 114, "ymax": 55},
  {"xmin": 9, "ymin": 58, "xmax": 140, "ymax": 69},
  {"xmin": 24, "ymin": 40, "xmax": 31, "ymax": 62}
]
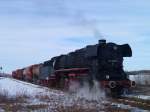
[
  {"xmin": 113, "ymin": 46, "xmax": 118, "ymax": 50},
  {"xmin": 46, "ymin": 77, "xmax": 49, "ymax": 80},
  {"xmin": 106, "ymin": 75, "xmax": 110, "ymax": 79}
]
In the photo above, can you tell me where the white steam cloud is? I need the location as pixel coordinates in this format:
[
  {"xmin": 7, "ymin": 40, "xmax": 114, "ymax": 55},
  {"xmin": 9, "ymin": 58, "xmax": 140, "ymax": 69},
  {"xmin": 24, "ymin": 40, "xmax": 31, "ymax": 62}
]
[
  {"xmin": 72, "ymin": 11, "xmax": 105, "ymax": 40},
  {"xmin": 68, "ymin": 80, "xmax": 105, "ymax": 102},
  {"xmin": 76, "ymin": 81, "xmax": 105, "ymax": 101}
]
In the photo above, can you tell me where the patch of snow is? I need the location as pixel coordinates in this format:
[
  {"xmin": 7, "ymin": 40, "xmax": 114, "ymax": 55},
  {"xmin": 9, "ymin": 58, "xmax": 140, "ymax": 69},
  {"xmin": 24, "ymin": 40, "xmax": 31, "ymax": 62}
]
[
  {"xmin": 0, "ymin": 108, "xmax": 5, "ymax": 112},
  {"xmin": 126, "ymin": 94, "xmax": 150, "ymax": 100},
  {"xmin": 0, "ymin": 78, "xmax": 62, "ymax": 97},
  {"xmin": 111, "ymin": 103, "xmax": 150, "ymax": 112}
]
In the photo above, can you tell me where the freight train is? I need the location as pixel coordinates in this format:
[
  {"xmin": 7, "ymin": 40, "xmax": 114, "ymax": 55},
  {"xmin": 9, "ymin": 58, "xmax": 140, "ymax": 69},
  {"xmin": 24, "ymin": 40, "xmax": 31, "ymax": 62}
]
[{"xmin": 12, "ymin": 40, "xmax": 135, "ymax": 96}]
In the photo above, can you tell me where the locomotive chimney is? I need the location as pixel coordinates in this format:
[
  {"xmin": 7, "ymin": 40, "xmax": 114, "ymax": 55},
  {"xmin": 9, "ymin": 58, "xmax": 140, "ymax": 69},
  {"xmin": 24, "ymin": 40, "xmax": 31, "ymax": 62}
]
[{"xmin": 98, "ymin": 39, "xmax": 106, "ymax": 45}]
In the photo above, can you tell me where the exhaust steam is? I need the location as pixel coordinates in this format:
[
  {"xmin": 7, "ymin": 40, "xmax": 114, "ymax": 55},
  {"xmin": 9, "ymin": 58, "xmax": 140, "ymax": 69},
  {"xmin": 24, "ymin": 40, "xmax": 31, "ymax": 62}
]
[{"xmin": 68, "ymin": 80, "xmax": 105, "ymax": 102}]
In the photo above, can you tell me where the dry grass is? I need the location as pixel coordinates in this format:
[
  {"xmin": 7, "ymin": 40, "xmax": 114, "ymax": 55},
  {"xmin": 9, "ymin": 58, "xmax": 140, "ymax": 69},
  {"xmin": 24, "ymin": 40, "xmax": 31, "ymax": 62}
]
[
  {"xmin": 0, "ymin": 89, "xmax": 52, "ymax": 111},
  {"xmin": 35, "ymin": 94, "xmax": 51, "ymax": 102},
  {"xmin": 56, "ymin": 104, "xmax": 104, "ymax": 112},
  {"xmin": 2, "ymin": 104, "xmax": 24, "ymax": 112},
  {"xmin": 124, "ymin": 97, "xmax": 150, "ymax": 110},
  {"xmin": 0, "ymin": 89, "xmax": 10, "ymax": 103},
  {"xmin": 106, "ymin": 108, "xmax": 130, "ymax": 112},
  {"xmin": 26, "ymin": 104, "xmax": 48, "ymax": 111},
  {"xmin": 0, "ymin": 87, "xmax": 148, "ymax": 112},
  {"xmin": 0, "ymin": 89, "xmax": 29, "ymax": 111},
  {"xmin": 0, "ymin": 89, "xmax": 29, "ymax": 104},
  {"xmin": 56, "ymin": 104, "xmax": 132, "ymax": 112},
  {"xmin": 112, "ymin": 97, "xmax": 150, "ymax": 111}
]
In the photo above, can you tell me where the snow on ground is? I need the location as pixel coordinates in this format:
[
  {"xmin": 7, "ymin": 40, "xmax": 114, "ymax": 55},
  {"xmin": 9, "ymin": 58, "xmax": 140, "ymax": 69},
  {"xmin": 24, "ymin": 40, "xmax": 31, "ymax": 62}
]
[
  {"xmin": 0, "ymin": 77, "xmax": 106, "ymax": 111},
  {"xmin": 0, "ymin": 77, "xmax": 64, "ymax": 97},
  {"xmin": 0, "ymin": 108, "xmax": 4, "ymax": 112},
  {"xmin": 0, "ymin": 77, "xmax": 149, "ymax": 112},
  {"xmin": 126, "ymin": 94, "xmax": 150, "ymax": 100},
  {"xmin": 110, "ymin": 103, "xmax": 150, "ymax": 112}
]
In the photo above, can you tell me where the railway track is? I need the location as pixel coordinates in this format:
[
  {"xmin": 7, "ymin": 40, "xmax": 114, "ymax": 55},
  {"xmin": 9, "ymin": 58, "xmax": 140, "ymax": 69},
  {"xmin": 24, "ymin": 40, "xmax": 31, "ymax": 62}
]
[{"xmin": 111, "ymin": 96, "xmax": 150, "ymax": 110}]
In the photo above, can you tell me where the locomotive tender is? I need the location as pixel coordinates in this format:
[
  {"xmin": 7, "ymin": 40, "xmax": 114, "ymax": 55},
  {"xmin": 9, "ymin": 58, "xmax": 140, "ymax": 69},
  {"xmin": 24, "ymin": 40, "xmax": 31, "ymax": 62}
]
[{"xmin": 12, "ymin": 40, "xmax": 135, "ymax": 96}]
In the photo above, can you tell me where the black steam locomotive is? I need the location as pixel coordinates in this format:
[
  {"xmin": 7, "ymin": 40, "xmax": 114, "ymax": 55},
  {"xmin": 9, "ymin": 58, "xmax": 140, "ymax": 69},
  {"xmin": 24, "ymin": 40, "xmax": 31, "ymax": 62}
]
[{"xmin": 12, "ymin": 40, "xmax": 135, "ymax": 96}]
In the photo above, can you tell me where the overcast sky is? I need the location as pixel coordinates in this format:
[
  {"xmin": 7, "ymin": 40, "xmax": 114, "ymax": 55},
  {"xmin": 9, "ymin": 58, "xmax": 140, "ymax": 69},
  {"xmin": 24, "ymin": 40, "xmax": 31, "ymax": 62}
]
[{"xmin": 0, "ymin": 0, "xmax": 150, "ymax": 73}]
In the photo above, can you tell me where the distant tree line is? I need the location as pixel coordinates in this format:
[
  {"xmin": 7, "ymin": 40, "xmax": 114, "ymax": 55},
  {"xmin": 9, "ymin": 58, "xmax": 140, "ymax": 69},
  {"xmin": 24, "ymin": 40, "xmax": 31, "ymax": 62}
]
[
  {"xmin": 126, "ymin": 70, "xmax": 150, "ymax": 75},
  {"xmin": 0, "ymin": 73, "xmax": 11, "ymax": 77}
]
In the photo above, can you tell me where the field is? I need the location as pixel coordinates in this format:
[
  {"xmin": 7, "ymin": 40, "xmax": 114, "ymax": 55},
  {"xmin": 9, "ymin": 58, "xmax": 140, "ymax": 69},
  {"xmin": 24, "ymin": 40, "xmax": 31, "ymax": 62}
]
[{"xmin": 0, "ymin": 77, "xmax": 149, "ymax": 112}]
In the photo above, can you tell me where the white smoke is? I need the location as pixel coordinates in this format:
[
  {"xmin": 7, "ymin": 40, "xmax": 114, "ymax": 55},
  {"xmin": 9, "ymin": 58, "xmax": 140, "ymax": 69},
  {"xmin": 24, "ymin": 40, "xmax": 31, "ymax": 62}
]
[
  {"xmin": 45, "ymin": 0, "xmax": 105, "ymax": 40},
  {"xmin": 76, "ymin": 80, "xmax": 105, "ymax": 101},
  {"xmin": 72, "ymin": 10, "xmax": 105, "ymax": 40},
  {"xmin": 68, "ymin": 80, "xmax": 105, "ymax": 102},
  {"xmin": 62, "ymin": 80, "xmax": 106, "ymax": 108}
]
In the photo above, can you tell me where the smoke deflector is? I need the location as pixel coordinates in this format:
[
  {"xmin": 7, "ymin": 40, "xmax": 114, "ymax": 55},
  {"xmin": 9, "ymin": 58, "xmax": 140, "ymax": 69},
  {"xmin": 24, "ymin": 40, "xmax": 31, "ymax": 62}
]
[{"xmin": 119, "ymin": 44, "xmax": 132, "ymax": 57}]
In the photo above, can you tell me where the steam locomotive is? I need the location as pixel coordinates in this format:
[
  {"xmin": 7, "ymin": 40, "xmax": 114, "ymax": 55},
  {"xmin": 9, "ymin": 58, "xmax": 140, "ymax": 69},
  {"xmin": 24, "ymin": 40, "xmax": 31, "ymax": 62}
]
[{"xmin": 12, "ymin": 40, "xmax": 135, "ymax": 96}]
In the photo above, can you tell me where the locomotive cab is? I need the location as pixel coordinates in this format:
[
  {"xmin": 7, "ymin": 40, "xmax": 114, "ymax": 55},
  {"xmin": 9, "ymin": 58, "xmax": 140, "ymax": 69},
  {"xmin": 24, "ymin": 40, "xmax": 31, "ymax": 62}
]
[
  {"xmin": 97, "ymin": 40, "xmax": 133, "ymax": 95},
  {"xmin": 97, "ymin": 39, "xmax": 132, "ymax": 81}
]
